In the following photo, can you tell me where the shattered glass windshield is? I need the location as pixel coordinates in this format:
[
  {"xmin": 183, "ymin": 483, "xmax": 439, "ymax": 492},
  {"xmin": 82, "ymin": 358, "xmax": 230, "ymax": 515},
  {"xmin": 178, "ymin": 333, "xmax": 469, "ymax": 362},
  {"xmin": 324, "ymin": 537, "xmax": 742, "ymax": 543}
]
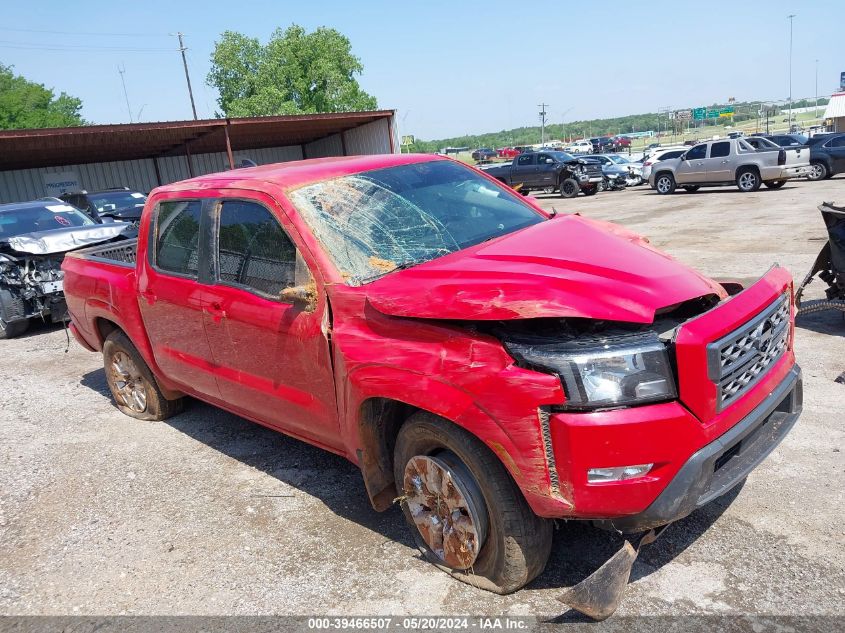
[{"xmin": 289, "ymin": 160, "xmax": 545, "ymax": 284}]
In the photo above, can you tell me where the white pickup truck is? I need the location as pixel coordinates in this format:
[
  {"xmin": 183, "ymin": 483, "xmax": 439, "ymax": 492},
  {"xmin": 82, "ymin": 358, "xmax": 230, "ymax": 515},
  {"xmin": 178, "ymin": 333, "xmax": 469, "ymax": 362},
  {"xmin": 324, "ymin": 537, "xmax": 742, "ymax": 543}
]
[{"xmin": 649, "ymin": 137, "xmax": 811, "ymax": 194}]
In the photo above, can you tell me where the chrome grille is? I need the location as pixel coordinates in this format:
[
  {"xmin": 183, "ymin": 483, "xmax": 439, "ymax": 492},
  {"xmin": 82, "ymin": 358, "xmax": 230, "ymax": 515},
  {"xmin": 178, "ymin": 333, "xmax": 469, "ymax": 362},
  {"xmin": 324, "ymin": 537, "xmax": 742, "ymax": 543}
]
[{"xmin": 707, "ymin": 294, "xmax": 790, "ymax": 410}]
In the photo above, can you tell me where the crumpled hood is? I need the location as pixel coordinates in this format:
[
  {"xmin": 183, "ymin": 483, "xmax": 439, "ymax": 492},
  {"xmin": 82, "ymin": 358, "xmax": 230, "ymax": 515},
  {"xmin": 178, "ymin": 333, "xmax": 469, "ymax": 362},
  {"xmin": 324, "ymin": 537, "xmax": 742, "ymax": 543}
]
[
  {"xmin": 1, "ymin": 223, "xmax": 133, "ymax": 255},
  {"xmin": 364, "ymin": 215, "xmax": 726, "ymax": 323}
]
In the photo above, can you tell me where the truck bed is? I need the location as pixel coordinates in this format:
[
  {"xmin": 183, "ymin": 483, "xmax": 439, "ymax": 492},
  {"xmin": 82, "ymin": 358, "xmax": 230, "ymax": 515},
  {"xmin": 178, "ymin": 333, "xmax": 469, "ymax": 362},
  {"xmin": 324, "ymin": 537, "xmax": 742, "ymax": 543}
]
[{"xmin": 65, "ymin": 238, "xmax": 138, "ymax": 267}]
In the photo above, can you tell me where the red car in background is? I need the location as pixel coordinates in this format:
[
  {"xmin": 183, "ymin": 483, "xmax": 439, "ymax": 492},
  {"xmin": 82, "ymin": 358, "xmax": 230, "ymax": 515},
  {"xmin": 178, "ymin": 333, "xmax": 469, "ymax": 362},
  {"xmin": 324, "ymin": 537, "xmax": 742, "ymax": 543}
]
[
  {"xmin": 497, "ymin": 147, "xmax": 521, "ymax": 158},
  {"xmin": 611, "ymin": 136, "xmax": 631, "ymax": 151}
]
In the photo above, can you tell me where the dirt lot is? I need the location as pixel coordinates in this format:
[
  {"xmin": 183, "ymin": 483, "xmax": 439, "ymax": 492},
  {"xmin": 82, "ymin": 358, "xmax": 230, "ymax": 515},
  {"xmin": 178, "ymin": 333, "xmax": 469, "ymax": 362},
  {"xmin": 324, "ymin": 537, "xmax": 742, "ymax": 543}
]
[{"xmin": 0, "ymin": 176, "xmax": 843, "ymax": 618}]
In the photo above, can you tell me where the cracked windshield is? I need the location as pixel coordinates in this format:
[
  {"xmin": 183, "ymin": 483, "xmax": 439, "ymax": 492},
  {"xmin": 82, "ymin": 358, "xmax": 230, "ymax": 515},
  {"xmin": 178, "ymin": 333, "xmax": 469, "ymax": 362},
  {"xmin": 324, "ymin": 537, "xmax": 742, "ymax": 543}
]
[{"xmin": 289, "ymin": 160, "xmax": 544, "ymax": 284}]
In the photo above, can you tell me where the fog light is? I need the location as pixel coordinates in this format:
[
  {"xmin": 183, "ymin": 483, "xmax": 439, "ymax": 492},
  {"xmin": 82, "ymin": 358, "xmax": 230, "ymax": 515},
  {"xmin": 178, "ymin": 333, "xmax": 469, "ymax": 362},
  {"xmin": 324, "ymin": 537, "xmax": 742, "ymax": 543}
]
[{"xmin": 587, "ymin": 463, "xmax": 653, "ymax": 483}]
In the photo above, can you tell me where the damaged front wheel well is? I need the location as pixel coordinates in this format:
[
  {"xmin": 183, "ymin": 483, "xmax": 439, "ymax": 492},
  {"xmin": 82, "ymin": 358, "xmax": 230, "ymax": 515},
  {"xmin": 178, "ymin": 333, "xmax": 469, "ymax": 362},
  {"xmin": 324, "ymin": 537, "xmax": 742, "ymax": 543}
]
[{"xmin": 357, "ymin": 397, "xmax": 419, "ymax": 512}]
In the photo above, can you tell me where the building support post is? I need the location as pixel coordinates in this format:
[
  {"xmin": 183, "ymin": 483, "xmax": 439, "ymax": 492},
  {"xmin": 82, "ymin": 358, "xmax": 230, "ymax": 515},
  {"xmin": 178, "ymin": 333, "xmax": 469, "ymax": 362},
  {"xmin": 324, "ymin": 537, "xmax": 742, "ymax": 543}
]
[
  {"xmin": 152, "ymin": 156, "xmax": 162, "ymax": 186},
  {"xmin": 224, "ymin": 121, "xmax": 235, "ymax": 170},
  {"xmin": 340, "ymin": 130, "xmax": 348, "ymax": 156},
  {"xmin": 185, "ymin": 142, "xmax": 195, "ymax": 178},
  {"xmin": 387, "ymin": 117, "xmax": 396, "ymax": 154}
]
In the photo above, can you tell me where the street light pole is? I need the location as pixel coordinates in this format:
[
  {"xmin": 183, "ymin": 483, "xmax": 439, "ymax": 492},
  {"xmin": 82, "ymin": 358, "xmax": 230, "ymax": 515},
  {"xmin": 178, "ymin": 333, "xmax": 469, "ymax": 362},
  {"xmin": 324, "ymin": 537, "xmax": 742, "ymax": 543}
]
[
  {"xmin": 787, "ymin": 14, "xmax": 796, "ymax": 129},
  {"xmin": 538, "ymin": 103, "xmax": 548, "ymax": 145},
  {"xmin": 815, "ymin": 59, "xmax": 819, "ymax": 118}
]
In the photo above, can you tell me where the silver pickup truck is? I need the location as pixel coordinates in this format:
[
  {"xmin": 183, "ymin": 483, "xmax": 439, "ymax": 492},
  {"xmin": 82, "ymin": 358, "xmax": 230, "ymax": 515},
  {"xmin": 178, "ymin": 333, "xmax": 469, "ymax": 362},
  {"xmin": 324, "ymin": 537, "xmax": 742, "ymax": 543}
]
[{"xmin": 649, "ymin": 137, "xmax": 810, "ymax": 194}]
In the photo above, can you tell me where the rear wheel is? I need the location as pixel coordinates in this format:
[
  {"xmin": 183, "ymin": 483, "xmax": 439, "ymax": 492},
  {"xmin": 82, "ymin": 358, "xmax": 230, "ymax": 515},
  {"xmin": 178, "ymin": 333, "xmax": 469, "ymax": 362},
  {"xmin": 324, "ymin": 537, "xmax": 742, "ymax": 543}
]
[
  {"xmin": 736, "ymin": 168, "xmax": 761, "ymax": 192},
  {"xmin": 807, "ymin": 161, "xmax": 827, "ymax": 181},
  {"xmin": 764, "ymin": 180, "xmax": 786, "ymax": 189},
  {"xmin": 394, "ymin": 412, "xmax": 552, "ymax": 594},
  {"xmin": 559, "ymin": 178, "xmax": 579, "ymax": 198},
  {"xmin": 682, "ymin": 185, "xmax": 700, "ymax": 192},
  {"xmin": 0, "ymin": 317, "xmax": 28, "ymax": 340},
  {"xmin": 103, "ymin": 330, "xmax": 183, "ymax": 420},
  {"xmin": 655, "ymin": 173, "xmax": 676, "ymax": 194}
]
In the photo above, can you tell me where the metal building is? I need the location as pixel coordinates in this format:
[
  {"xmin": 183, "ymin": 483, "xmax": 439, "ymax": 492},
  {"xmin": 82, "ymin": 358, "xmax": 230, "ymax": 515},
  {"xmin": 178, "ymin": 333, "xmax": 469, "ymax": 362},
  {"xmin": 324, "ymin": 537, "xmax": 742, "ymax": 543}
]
[{"xmin": 0, "ymin": 110, "xmax": 398, "ymax": 203}]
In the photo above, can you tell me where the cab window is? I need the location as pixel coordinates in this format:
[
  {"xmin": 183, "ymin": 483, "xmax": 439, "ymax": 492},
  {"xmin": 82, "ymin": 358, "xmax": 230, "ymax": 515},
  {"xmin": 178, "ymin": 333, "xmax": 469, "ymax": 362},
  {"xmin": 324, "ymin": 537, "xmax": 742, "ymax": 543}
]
[
  {"xmin": 155, "ymin": 200, "xmax": 202, "ymax": 278},
  {"xmin": 710, "ymin": 142, "xmax": 731, "ymax": 158},
  {"xmin": 216, "ymin": 200, "xmax": 300, "ymax": 299},
  {"xmin": 517, "ymin": 154, "xmax": 534, "ymax": 166},
  {"xmin": 686, "ymin": 145, "xmax": 707, "ymax": 160}
]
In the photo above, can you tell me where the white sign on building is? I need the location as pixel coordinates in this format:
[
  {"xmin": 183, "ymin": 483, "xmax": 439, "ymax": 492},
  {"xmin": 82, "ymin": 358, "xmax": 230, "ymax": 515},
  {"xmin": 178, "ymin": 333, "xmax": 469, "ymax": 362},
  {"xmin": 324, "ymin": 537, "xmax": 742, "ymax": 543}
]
[{"xmin": 43, "ymin": 171, "xmax": 81, "ymax": 198}]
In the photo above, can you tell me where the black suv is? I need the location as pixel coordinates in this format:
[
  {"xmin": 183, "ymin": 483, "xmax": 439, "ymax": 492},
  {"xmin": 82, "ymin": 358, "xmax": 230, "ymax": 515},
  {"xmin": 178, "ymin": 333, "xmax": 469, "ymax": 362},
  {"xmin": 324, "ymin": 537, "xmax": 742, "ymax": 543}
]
[
  {"xmin": 471, "ymin": 148, "xmax": 498, "ymax": 161},
  {"xmin": 60, "ymin": 187, "xmax": 147, "ymax": 224},
  {"xmin": 805, "ymin": 133, "xmax": 845, "ymax": 181},
  {"xmin": 751, "ymin": 133, "xmax": 808, "ymax": 148}
]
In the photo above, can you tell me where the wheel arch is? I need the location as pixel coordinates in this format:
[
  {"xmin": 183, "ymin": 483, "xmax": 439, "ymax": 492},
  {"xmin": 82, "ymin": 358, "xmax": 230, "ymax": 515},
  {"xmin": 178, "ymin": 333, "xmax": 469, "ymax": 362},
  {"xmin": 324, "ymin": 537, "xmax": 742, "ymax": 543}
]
[{"xmin": 734, "ymin": 163, "xmax": 761, "ymax": 178}]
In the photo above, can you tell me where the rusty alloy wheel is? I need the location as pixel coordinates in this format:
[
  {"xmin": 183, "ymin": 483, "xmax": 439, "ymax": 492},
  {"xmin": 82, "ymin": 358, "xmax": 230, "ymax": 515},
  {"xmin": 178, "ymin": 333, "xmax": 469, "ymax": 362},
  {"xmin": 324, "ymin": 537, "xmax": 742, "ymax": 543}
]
[
  {"xmin": 403, "ymin": 451, "xmax": 489, "ymax": 570},
  {"xmin": 109, "ymin": 350, "xmax": 148, "ymax": 413}
]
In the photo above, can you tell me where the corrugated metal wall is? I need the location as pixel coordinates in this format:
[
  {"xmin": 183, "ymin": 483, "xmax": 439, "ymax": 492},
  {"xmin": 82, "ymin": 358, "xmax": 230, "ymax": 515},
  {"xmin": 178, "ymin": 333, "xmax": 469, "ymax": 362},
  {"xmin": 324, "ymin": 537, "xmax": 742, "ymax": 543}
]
[
  {"xmin": 345, "ymin": 118, "xmax": 395, "ymax": 155},
  {"xmin": 0, "ymin": 113, "xmax": 397, "ymax": 204},
  {"xmin": 304, "ymin": 134, "xmax": 343, "ymax": 158}
]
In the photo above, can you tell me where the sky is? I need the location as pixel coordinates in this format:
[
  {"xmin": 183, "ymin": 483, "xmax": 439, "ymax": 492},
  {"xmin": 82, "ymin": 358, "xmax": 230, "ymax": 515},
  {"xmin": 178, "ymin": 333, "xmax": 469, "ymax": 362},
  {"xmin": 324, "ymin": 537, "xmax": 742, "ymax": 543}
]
[{"xmin": 2, "ymin": 0, "xmax": 843, "ymax": 140}]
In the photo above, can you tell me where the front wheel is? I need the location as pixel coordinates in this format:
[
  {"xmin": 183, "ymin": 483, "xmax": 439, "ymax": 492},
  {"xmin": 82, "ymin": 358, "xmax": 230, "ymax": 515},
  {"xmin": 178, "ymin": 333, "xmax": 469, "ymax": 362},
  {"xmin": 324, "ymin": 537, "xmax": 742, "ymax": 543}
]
[
  {"xmin": 559, "ymin": 178, "xmax": 580, "ymax": 198},
  {"xmin": 807, "ymin": 161, "xmax": 827, "ymax": 181},
  {"xmin": 103, "ymin": 330, "xmax": 183, "ymax": 420},
  {"xmin": 655, "ymin": 173, "xmax": 676, "ymax": 194},
  {"xmin": 394, "ymin": 412, "xmax": 552, "ymax": 594},
  {"xmin": 764, "ymin": 180, "xmax": 786, "ymax": 189}
]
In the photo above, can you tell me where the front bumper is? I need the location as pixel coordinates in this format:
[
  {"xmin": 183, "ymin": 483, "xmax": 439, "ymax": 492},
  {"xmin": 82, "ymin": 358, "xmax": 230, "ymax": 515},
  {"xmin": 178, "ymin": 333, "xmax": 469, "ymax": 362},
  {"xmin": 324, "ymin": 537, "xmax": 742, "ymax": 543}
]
[{"xmin": 595, "ymin": 365, "xmax": 802, "ymax": 532}]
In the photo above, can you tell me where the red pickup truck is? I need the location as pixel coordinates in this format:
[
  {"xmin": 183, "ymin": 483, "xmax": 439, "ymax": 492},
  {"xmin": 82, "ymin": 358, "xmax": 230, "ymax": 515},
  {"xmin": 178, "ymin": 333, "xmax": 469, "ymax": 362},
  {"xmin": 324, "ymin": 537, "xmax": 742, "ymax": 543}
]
[{"xmin": 62, "ymin": 154, "xmax": 802, "ymax": 611}]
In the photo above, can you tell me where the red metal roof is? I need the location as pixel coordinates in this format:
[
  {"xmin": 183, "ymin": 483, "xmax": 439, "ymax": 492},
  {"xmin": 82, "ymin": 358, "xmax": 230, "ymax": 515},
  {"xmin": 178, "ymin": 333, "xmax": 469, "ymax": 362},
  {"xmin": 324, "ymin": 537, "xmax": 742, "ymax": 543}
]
[{"xmin": 0, "ymin": 111, "xmax": 395, "ymax": 170}]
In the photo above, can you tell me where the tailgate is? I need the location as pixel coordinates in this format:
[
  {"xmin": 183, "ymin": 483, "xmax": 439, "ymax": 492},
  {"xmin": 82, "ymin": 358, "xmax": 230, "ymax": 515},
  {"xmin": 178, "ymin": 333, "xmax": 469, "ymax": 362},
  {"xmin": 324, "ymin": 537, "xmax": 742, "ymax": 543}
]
[
  {"xmin": 784, "ymin": 146, "xmax": 810, "ymax": 166},
  {"xmin": 674, "ymin": 267, "xmax": 795, "ymax": 438}
]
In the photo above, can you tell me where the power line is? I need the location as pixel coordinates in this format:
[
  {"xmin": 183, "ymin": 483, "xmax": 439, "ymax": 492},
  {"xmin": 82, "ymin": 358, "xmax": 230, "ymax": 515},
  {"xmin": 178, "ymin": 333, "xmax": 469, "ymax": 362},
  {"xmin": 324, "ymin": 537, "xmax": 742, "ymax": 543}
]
[{"xmin": 0, "ymin": 26, "xmax": 169, "ymax": 37}]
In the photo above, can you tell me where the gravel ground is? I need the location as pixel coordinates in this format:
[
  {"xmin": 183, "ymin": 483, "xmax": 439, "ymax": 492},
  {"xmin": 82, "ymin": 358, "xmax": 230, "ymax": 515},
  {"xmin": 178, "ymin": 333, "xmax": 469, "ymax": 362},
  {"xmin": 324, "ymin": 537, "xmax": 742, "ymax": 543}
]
[{"xmin": 0, "ymin": 175, "xmax": 843, "ymax": 618}]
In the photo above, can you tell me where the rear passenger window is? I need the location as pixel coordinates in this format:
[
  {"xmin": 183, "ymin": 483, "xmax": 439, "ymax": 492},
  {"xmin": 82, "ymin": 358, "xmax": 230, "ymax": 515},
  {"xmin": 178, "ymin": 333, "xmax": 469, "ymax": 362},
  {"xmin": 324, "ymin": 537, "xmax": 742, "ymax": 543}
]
[
  {"xmin": 155, "ymin": 200, "xmax": 202, "ymax": 278},
  {"xmin": 829, "ymin": 136, "xmax": 845, "ymax": 148},
  {"xmin": 216, "ymin": 200, "xmax": 297, "ymax": 298},
  {"xmin": 710, "ymin": 142, "xmax": 730, "ymax": 158}
]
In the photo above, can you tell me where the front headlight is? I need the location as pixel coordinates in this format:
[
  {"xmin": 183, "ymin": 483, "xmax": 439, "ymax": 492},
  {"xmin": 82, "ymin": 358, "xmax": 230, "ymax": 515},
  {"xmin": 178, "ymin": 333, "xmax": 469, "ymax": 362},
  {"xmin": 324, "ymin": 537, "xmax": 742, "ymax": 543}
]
[{"xmin": 505, "ymin": 333, "xmax": 677, "ymax": 410}]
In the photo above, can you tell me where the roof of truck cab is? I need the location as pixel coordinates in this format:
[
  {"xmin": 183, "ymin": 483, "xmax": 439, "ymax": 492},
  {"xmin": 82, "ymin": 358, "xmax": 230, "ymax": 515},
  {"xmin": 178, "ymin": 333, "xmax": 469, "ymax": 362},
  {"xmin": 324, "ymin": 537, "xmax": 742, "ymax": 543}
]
[{"xmin": 158, "ymin": 153, "xmax": 445, "ymax": 193}]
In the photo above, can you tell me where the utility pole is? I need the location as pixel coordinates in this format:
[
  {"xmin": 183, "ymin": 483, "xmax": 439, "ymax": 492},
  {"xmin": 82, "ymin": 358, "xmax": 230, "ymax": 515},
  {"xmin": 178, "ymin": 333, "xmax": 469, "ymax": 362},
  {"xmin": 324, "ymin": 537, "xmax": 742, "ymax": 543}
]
[
  {"xmin": 787, "ymin": 14, "xmax": 796, "ymax": 129},
  {"xmin": 538, "ymin": 103, "xmax": 548, "ymax": 145},
  {"xmin": 815, "ymin": 59, "xmax": 819, "ymax": 118},
  {"xmin": 118, "ymin": 64, "xmax": 132, "ymax": 123},
  {"xmin": 174, "ymin": 32, "xmax": 198, "ymax": 120}
]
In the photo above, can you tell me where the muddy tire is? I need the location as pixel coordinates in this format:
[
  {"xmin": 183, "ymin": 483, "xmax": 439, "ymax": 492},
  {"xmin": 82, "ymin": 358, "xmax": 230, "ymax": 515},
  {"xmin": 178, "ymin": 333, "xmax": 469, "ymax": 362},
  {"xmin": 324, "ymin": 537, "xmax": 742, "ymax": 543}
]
[
  {"xmin": 655, "ymin": 173, "xmax": 676, "ymax": 194},
  {"xmin": 736, "ymin": 168, "xmax": 761, "ymax": 192},
  {"xmin": 394, "ymin": 411, "xmax": 552, "ymax": 594},
  {"xmin": 559, "ymin": 178, "xmax": 579, "ymax": 198},
  {"xmin": 103, "ymin": 330, "xmax": 183, "ymax": 421},
  {"xmin": 0, "ymin": 317, "xmax": 28, "ymax": 340}
]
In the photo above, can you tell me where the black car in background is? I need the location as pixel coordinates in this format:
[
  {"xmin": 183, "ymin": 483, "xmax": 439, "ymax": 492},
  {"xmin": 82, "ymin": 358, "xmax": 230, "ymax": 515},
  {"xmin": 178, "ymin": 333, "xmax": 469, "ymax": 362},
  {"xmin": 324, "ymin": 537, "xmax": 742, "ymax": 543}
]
[
  {"xmin": 471, "ymin": 148, "xmax": 498, "ymax": 161},
  {"xmin": 589, "ymin": 137, "xmax": 613, "ymax": 153},
  {"xmin": 751, "ymin": 133, "xmax": 808, "ymax": 148},
  {"xmin": 805, "ymin": 133, "xmax": 845, "ymax": 181},
  {"xmin": 60, "ymin": 187, "xmax": 147, "ymax": 224}
]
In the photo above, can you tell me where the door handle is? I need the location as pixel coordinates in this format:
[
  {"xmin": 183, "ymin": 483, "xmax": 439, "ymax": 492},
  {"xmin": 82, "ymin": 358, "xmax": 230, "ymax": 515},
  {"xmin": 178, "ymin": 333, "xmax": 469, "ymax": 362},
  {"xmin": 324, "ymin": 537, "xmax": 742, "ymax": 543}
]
[{"xmin": 720, "ymin": 160, "xmax": 730, "ymax": 164}]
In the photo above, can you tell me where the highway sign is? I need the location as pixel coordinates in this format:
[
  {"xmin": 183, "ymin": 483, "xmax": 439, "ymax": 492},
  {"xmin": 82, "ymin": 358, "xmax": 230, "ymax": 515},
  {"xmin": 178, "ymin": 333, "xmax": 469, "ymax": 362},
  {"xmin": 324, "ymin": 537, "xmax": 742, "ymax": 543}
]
[
  {"xmin": 693, "ymin": 107, "xmax": 706, "ymax": 120},
  {"xmin": 674, "ymin": 109, "xmax": 692, "ymax": 120}
]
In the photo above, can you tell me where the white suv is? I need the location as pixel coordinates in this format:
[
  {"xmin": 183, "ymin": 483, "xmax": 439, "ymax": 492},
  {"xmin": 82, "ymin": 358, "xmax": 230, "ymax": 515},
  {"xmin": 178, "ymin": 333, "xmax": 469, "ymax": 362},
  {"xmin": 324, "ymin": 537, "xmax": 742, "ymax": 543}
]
[{"xmin": 565, "ymin": 140, "xmax": 593, "ymax": 154}]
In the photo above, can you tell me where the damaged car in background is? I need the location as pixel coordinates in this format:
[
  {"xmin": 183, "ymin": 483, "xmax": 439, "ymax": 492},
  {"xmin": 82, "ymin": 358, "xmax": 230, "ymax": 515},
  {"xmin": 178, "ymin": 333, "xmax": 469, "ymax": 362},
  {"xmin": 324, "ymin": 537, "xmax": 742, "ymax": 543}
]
[
  {"xmin": 0, "ymin": 199, "xmax": 134, "ymax": 339},
  {"xmin": 61, "ymin": 155, "xmax": 802, "ymax": 620}
]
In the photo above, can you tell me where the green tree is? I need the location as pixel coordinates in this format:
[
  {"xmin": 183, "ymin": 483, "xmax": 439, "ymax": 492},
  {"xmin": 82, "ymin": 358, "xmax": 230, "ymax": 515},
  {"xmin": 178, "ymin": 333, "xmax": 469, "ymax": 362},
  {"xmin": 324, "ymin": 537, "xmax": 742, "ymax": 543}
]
[
  {"xmin": 207, "ymin": 25, "xmax": 378, "ymax": 117},
  {"xmin": 0, "ymin": 64, "xmax": 85, "ymax": 130}
]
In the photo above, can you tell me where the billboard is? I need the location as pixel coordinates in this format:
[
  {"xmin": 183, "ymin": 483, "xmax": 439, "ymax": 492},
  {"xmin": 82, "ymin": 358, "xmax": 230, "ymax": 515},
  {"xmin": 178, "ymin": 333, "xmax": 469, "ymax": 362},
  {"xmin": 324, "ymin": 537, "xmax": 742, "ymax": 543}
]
[{"xmin": 841, "ymin": 71, "xmax": 845, "ymax": 91}]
